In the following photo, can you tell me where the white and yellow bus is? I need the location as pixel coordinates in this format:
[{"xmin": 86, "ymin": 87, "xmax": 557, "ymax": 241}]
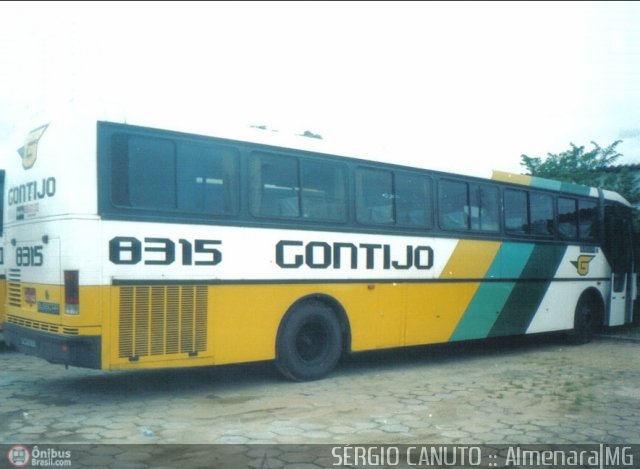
[
  {"xmin": 0, "ymin": 169, "xmax": 5, "ymax": 343},
  {"xmin": 3, "ymin": 116, "xmax": 636, "ymax": 380}
]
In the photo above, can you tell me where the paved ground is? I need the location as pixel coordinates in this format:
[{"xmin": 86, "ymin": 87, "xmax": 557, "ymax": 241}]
[{"xmin": 0, "ymin": 325, "xmax": 638, "ymax": 468}]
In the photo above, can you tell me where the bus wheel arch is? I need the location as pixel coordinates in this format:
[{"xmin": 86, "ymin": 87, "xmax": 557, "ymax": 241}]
[
  {"xmin": 275, "ymin": 295, "xmax": 350, "ymax": 381},
  {"xmin": 568, "ymin": 288, "xmax": 604, "ymax": 345}
]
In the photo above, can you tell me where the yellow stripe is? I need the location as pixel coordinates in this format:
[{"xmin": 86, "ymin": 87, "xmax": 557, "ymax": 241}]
[
  {"xmin": 405, "ymin": 240, "xmax": 501, "ymax": 345},
  {"xmin": 5, "ymin": 283, "xmax": 103, "ymax": 329},
  {"xmin": 0, "ymin": 279, "xmax": 6, "ymax": 331},
  {"xmin": 491, "ymin": 170, "xmax": 532, "ymax": 186},
  {"xmin": 440, "ymin": 239, "xmax": 501, "ymax": 279},
  {"xmin": 7, "ymin": 241, "xmax": 501, "ymax": 370}
]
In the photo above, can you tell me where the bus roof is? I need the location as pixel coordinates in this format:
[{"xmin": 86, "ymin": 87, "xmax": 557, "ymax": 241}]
[
  {"xmin": 7, "ymin": 107, "xmax": 633, "ymax": 210},
  {"xmin": 100, "ymin": 117, "xmax": 634, "ymax": 210},
  {"xmin": 492, "ymin": 170, "xmax": 631, "ymax": 207}
]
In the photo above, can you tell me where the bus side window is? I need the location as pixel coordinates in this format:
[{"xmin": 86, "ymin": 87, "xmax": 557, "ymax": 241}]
[
  {"xmin": 558, "ymin": 197, "xmax": 578, "ymax": 239},
  {"xmin": 356, "ymin": 168, "xmax": 394, "ymax": 225},
  {"xmin": 177, "ymin": 143, "xmax": 239, "ymax": 215},
  {"xmin": 529, "ymin": 193, "xmax": 554, "ymax": 236},
  {"xmin": 396, "ymin": 173, "xmax": 433, "ymax": 228},
  {"xmin": 439, "ymin": 179, "xmax": 468, "ymax": 230},
  {"xmin": 504, "ymin": 189, "xmax": 528, "ymax": 234},
  {"xmin": 578, "ymin": 199, "xmax": 598, "ymax": 241},
  {"xmin": 124, "ymin": 135, "xmax": 177, "ymax": 209},
  {"xmin": 470, "ymin": 184, "xmax": 499, "ymax": 232},
  {"xmin": 249, "ymin": 153, "xmax": 300, "ymax": 218},
  {"xmin": 301, "ymin": 161, "xmax": 347, "ymax": 222}
]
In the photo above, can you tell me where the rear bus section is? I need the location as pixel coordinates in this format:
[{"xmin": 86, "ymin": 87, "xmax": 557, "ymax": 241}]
[
  {"xmin": 0, "ymin": 269, "xmax": 5, "ymax": 343},
  {"xmin": 3, "ymin": 120, "xmax": 104, "ymax": 368},
  {"xmin": 4, "ymin": 223, "xmax": 102, "ymax": 368},
  {"xmin": 0, "ymin": 258, "xmax": 5, "ymax": 344},
  {"xmin": 0, "ymin": 170, "xmax": 6, "ymax": 343}
]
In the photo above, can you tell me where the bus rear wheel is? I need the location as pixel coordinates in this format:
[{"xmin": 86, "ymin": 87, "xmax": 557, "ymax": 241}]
[{"xmin": 276, "ymin": 301, "xmax": 342, "ymax": 381}]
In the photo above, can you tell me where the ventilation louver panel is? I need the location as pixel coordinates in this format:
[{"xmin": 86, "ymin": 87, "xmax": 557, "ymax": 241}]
[
  {"xmin": 8, "ymin": 269, "xmax": 21, "ymax": 307},
  {"xmin": 119, "ymin": 285, "xmax": 208, "ymax": 359}
]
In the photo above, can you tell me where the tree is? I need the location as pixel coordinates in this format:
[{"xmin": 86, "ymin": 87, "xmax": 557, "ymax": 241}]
[{"xmin": 520, "ymin": 140, "xmax": 640, "ymax": 207}]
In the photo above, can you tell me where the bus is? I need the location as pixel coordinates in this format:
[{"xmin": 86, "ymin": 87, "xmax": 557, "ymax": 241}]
[
  {"xmin": 3, "ymin": 116, "xmax": 636, "ymax": 381},
  {"xmin": 0, "ymin": 169, "xmax": 5, "ymax": 344}
]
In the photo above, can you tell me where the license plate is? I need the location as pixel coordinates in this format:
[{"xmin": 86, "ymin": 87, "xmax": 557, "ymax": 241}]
[{"xmin": 21, "ymin": 338, "xmax": 36, "ymax": 348}]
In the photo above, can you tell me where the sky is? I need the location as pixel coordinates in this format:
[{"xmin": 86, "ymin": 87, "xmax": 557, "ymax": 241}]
[{"xmin": 1, "ymin": 1, "xmax": 640, "ymax": 178}]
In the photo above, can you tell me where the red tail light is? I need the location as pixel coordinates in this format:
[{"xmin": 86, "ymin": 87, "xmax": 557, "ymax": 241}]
[{"xmin": 64, "ymin": 270, "xmax": 79, "ymax": 315}]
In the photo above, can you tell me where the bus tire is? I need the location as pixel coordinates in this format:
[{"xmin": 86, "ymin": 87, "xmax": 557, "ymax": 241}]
[
  {"xmin": 567, "ymin": 295, "xmax": 597, "ymax": 345},
  {"xmin": 276, "ymin": 301, "xmax": 343, "ymax": 382}
]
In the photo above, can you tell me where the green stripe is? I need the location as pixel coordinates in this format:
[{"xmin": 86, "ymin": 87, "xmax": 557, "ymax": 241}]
[
  {"xmin": 450, "ymin": 243, "xmax": 534, "ymax": 341},
  {"xmin": 530, "ymin": 176, "xmax": 562, "ymax": 192},
  {"xmin": 488, "ymin": 244, "xmax": 567, "ymax": 337},
  {"xmin": 560, "ymin": 181, "xmax": 592, "ymax": 196},
  {"xmin": 529, "ymin": 175, "xmax": 592, "ymax": 197}
]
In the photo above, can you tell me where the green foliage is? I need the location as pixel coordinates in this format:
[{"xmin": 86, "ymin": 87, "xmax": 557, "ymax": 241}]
[
  {"xmin": 601, "ymin": 167, "xmax": 640, "ymax": 207},
  {"xmin": 520, "ymin": 140, "xmax": 640, "ymax": 206},
  {"xmin": 520, "ymin": 140, "xmax": 621, "ymax": 187}
]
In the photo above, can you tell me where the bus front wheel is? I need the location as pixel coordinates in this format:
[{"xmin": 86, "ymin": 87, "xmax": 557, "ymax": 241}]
[
  {"xmin": 276, "ymin": 301, "xmax": 343, "ymax": 381},
  {"xmin": 568, "ymin": 296, "xmax": 597, "ymax": 345}
]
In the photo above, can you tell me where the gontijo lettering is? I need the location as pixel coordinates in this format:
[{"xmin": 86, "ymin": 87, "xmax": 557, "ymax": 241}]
[
  {"xmin": 276, "ymin": 240, "xmax": 434, "ymax": 270},
  {"xmin": 8, "ymin": 177, "xmax": 56, "ymax": 205}
]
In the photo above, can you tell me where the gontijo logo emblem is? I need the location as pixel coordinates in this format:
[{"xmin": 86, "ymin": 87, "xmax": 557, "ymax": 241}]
[
  {"xmin": 17, "ymin": 123, "xmax": 49, "ymax": 170},
  {"xmin": 571, "ymin": 255, "xmax": 595, "ymax": 276}
]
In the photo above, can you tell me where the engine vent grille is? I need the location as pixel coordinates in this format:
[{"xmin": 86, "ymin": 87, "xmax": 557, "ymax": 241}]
[
  {"xmin": 118, "ymin": 285, "xmax": 208, "ymax": 359},
  {"xmin": 7, "ymin": 315, "xmax": 60, "ymax": 333},
  {"xmin": 8, "ymin": 269, "xmax": 21, "ymax": 307}
]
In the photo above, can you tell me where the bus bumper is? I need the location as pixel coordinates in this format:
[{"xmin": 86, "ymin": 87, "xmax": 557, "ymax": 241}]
[{"xmin": 4, "ymin": 323, "xmax": 101, "ymax": 369}]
